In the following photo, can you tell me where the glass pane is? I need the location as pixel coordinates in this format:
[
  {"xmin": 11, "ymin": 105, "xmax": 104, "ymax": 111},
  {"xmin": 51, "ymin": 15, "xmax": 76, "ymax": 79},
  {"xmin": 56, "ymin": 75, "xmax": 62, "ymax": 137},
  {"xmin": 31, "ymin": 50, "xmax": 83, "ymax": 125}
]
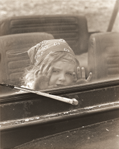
[{"xmin": 0, "ymin": 0, "xmax": 119, "ymax": 95}]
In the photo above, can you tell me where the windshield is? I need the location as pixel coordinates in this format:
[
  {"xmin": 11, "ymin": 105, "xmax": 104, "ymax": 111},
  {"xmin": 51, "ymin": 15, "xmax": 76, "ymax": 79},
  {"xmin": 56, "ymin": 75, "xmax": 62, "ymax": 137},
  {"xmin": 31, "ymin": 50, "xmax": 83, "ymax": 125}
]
[{"xmin": 0, "ymin": 0, "xmax": 119, "ymax": 95}]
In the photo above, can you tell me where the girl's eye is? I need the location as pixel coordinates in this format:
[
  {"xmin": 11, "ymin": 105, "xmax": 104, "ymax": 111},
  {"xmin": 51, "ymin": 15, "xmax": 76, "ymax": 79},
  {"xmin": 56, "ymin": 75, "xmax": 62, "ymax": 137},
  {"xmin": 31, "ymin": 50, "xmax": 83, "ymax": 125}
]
[
  {"xmin": 53, "ymin": 69, "xmax": 59, "ymax": 73},
  {"xmin": 67, "ymin": 72, "xmax": 73, "ymax": 76}
]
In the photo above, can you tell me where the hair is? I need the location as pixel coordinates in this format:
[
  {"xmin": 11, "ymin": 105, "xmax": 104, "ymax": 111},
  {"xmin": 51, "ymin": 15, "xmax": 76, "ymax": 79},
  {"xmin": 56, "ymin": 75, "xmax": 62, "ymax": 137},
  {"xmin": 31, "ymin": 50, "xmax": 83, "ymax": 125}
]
[{"xmin": 22, "ymin": 51, "xmax": 79, "ymax": 89}]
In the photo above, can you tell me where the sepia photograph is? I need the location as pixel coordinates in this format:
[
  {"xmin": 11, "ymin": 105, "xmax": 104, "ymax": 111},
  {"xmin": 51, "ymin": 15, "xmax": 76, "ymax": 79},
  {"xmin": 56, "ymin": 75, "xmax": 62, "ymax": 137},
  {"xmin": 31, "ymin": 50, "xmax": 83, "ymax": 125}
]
[{"xmin": 0, "ymin": 0, "xmax": 119, "ymax": 148}]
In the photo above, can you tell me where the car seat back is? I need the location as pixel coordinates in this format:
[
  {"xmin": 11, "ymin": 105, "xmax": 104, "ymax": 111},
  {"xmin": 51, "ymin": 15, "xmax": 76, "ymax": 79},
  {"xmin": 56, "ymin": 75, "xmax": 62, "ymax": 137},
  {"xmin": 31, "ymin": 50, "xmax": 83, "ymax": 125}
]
[
  {"xmin": 88, "ymin": 32, "xmax": 119, "ymax": 81},
  {"xmin": 0, "ymin": 15, "xmax": 89, "ymax": 54},
  {"xmin": 0, "ymin": 32, "xmax": 54, "ymax": 86}
]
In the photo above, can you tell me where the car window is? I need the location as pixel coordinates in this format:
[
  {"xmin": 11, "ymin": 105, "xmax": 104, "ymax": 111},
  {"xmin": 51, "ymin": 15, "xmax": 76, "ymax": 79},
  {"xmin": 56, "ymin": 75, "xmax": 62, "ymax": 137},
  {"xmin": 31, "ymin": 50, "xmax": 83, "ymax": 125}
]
[{"xmin": 0, "ymin": 0, "xmax": 119, "ymax": 95}]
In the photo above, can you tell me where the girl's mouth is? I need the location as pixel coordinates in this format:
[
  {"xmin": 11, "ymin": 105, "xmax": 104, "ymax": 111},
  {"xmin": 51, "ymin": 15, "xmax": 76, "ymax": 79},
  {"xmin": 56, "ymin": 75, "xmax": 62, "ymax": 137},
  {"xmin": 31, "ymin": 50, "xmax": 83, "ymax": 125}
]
[{"xmin": 56, "ymin": 84, "xmax": 65, "ymax": 87}]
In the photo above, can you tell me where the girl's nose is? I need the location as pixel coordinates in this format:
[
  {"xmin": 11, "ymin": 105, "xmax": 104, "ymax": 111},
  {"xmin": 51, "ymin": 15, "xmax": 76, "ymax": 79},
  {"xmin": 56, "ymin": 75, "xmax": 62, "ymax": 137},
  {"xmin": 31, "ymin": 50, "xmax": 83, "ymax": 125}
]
[{"xmin": 58, "ymin": 73, "xmax": 66, "ymax": 81}]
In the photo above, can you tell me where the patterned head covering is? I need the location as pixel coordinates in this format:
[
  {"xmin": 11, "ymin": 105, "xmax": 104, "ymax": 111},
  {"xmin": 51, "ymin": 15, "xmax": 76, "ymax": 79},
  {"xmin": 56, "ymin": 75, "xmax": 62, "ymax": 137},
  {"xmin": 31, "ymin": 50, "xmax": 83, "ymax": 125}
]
[{"xmin": 28, "ymin": 39, "xmax": 75, "ymax": 66}]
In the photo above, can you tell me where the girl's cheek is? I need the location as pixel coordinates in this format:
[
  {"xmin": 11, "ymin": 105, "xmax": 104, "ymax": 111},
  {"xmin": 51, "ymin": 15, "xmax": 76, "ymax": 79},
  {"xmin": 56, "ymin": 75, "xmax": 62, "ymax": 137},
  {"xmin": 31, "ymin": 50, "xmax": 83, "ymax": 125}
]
[
  {"xmin": 49, "ymin": 74, "xmax": 58, "ymax": 85},
  {"xmin": 65, "ymin": 76, "xmax": 74, "ymax": 85}
]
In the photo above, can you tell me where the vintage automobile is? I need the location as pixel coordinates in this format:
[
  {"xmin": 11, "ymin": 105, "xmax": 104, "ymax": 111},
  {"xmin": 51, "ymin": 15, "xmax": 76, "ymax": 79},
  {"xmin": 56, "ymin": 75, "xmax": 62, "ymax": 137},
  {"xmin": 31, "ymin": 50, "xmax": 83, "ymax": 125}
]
[{"xmin": 0, "ymin": 0, "xmax": 119, "ymax": 148}]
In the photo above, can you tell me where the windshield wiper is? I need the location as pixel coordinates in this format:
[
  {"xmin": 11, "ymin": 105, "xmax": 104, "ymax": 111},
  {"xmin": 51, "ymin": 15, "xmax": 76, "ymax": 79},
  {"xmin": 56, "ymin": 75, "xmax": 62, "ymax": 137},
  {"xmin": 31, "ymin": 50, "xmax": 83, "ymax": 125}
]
[{"xmin": 0, "ymin": 83, "xmax": 78, "ymax": 105}]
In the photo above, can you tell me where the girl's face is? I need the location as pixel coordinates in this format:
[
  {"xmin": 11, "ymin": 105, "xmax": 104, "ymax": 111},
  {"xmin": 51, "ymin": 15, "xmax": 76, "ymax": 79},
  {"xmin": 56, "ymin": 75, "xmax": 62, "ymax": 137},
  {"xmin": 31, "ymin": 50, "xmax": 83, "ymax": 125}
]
[{"xmin": 49, "ymin": 60, "xmax": 77, "ymax": 87}]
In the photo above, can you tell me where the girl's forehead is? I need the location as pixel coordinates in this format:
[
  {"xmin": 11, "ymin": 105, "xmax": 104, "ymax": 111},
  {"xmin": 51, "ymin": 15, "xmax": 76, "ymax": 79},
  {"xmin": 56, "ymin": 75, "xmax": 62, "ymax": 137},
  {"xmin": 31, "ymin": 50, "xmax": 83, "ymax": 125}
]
[{"xmin": 52, "ymin": 60, "xmax": 77, "ymax": 71}]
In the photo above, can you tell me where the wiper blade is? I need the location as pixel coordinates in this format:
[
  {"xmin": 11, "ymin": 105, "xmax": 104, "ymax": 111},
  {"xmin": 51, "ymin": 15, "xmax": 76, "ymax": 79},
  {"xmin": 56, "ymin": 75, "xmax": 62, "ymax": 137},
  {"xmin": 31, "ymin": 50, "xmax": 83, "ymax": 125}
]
[{"xmin": 0, "ymin": 83, "xmax": 78, "ymax": 105}]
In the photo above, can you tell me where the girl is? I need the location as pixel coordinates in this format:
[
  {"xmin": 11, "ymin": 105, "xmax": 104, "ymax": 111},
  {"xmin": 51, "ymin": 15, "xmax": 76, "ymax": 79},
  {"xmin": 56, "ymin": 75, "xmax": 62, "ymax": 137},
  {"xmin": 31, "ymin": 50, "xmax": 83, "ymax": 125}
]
[{"xmin": 23, "ymin": 39, "xmax": 92, "ymax": 90}]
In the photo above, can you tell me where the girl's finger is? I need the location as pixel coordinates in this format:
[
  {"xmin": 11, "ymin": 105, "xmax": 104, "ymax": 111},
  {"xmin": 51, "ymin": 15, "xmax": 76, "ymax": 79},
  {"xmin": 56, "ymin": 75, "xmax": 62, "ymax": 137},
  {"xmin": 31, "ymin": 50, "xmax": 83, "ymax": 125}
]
[
  {"xmin": 42, "ymin": 63, "xmax": 51, "ymax": 74},
  {"xmin": 87, "ymin": 72, "xmax": 92, "ymax": 82},
  {"xmin": 47, "ymin": 66, "xmax": 53, "ymax": 79},
  {"xmin": 40, "ymin": 63, "xmax": 45, "ymax": 73},
  {"xmin": 34, "ymin": 69, "xmax": 41, "ymax": 77},
  {"xmin": 77, "ymin": 67, "xmax": 81, "ymax": 79},
  {"xmin": 81, "ymin": 67, "xmax": 85, "ymax": 79},
  {"xmin": 72, "ymin": 72, "xmax": 77, "ymax": 81}
]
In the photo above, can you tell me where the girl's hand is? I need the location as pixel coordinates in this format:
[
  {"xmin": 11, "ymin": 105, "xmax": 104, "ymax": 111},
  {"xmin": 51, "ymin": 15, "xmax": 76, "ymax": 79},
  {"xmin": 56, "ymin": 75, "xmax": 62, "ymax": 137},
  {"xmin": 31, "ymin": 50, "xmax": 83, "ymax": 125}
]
[
  {"xmin": 73, "ymin": 67, "xmax": 92, "ymax": 84},
  {"xmin": 33, "ymin": 63, "xmax": 56, "ymax": 90}
]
